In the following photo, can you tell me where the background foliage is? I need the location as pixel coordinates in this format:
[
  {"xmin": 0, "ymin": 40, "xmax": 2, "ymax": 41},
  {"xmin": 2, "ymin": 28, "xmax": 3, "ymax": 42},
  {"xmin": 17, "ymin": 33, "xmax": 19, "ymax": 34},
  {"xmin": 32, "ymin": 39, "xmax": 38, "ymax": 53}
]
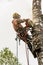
[{"xmin": 0, "ymin": 48, "xmax": 21, "ymax": 65}]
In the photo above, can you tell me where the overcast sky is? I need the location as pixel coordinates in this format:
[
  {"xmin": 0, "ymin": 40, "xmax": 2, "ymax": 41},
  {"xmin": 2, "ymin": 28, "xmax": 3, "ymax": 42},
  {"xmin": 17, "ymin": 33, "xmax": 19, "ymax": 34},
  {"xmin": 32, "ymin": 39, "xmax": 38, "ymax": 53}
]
[{"xmin": 0, "ymin": 0, "xmax": 43, "ymax": 65}]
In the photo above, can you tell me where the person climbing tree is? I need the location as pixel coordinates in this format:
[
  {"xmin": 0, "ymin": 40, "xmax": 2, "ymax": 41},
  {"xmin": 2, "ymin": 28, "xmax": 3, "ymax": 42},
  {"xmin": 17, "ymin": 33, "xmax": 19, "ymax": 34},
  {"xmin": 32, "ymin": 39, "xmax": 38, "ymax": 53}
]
[{"xmin": 12, "ymin": 12, "xmax": 38, "ymax": 58}]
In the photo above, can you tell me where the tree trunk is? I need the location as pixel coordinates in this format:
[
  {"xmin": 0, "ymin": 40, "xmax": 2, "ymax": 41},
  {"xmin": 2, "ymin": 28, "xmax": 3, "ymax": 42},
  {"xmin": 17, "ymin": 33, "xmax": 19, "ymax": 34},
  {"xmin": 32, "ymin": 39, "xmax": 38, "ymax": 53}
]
[
  {"xmin": 32, "ymin": 0, "xmax": 42, "ymax": 24},
  {"xmin": 32, "ymin": 0, "xmax": 43, "ymax": 65}
]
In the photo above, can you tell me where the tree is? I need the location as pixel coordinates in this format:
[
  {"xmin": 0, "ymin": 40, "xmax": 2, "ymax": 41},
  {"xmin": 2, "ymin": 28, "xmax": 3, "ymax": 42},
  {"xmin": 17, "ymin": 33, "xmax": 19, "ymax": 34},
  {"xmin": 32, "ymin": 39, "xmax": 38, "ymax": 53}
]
[
  {"xmin": 0, "ymin": 48, "xmax": 21, "ymax": 65},
  {"xmin": 32, "ymin": 0, "xmax": 43, "ymax": 65}
]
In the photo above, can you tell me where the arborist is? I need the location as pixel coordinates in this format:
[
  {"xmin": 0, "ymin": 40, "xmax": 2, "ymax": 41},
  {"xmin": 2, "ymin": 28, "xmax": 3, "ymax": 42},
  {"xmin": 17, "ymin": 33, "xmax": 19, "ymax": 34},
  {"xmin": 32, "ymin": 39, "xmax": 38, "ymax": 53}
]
[{"xmin": 12, "ymin": 12, "xmax": 41, "ymax": 58}]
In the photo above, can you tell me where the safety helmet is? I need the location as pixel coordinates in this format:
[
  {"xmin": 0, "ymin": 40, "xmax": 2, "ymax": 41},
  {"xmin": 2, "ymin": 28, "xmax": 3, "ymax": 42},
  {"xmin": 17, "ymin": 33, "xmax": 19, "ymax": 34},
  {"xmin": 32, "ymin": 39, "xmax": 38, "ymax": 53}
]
[{"xmin": 13, "ymin": 12, "xmax": 21, "ymax": 19}]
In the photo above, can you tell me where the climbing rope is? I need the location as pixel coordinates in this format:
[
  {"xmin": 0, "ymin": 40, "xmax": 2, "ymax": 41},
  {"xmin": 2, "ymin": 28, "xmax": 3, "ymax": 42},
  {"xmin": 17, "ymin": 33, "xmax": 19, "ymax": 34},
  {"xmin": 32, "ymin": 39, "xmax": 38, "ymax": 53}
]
[
  {"xmin": 25, "ymin": 44, "xmax": 29, "ymax": 65},
  {"xmin": 15, "ymin": 33, "xmax": 21, "ymax": 65}
]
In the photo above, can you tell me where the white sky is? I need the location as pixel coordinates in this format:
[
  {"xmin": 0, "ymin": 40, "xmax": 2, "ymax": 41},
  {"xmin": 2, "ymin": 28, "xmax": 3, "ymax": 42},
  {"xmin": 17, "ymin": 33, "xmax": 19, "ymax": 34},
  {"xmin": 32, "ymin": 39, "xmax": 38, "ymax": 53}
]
[{"xmin": 0, "ymin": 0, "xmax": 43, "ymax": 65}]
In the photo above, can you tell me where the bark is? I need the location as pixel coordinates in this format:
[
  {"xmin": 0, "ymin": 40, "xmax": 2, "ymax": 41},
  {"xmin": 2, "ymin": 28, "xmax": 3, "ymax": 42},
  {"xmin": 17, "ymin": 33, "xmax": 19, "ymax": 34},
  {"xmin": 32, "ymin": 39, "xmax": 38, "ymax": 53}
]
[
  {"xmin": 32, "ymin": 0, "xmax": 43, "ymax": 65},
  {"xmin": 32, "ymin": 0, "xmax": 42, "ymax": 24}
]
